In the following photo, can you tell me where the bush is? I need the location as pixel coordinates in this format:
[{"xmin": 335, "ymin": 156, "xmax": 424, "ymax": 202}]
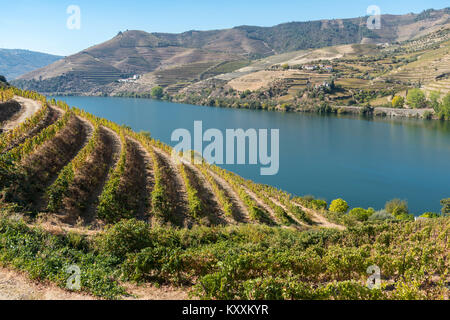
[
  {"xmin": 348, "ymin": 207, "xmax": 374, "ymax": 221},
  {"xmin": 441, "ymin": 198, "xmax": 450, "ymax": 216},
  {"xmin": 151, "ymin": 86, "xmax": 164, "ymax": 99},
  {"xmin": 329, "ymin": 199, "xmax": 349, "ymax": 214},
  {"xmin": 406, "ymin": 89, "xmax": 426, "ymax": 109},
  {"xmin": 420, "ymin": 212, "xmax": 440, "ymax": 218},
  {"xmin": 95, "ymin": 219, "xmax": 152, "ymax": 259},
  {"xmin": 368, "ymin": 210, "xmax": 395, "ymax": 221},
  {"xmin": 385, "ymin": 199, "xmax": 409, "ymax": 217},
  {"xmin": 391, "ymin": 96, "xmax": 404, "ymax": 108}
]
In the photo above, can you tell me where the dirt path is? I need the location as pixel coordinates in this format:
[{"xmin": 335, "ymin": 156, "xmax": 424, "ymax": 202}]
[
  {"xmin": 241, "ymin": 185, "xmax": 277, "ymax": 226},
  {"xmin": 292, "ymin": 201, "xmax": 345, "ymax": 230},
  {"xmin": 0, "ymin": 266, "xmax": 190, "ymax": 300},
  {"xmin": 2, "ymin": 106, "xmax": 61, "ymax": 154},
  {"xmin": 206, "ymin": 169, "xmax": 250, "ymax": 223},
  {"xmin": 2, "ymin": 96, "xmax": 41, "ymax": 131},
  {"xmin": 264, "ymin": 194, "xmax": 309, "ymax": 228},
  {"xmin": 0, "ymin": 267, "xmax": 94, "ymax": 300}
]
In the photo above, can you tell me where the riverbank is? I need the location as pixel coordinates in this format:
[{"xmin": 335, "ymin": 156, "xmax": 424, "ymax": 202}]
[{"xmin": 44, "ymin": 91, "xmax": 445, "ymax": 121}]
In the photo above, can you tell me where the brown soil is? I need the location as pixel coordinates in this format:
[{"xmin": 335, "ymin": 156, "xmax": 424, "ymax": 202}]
[
  {"xmin": 2, "ymin": 106, "xmax": 61, "ymax": 153},
  {"xmin": 0, "ymin": 100, "xmax": 22, "ymax": 128},
  {"xmin": 0, "ymin": 266, "xmax": 190, "ymax": 300},
  {"xmin": 292, "ymin": 201, "xmax": 345, "ymax": 230},
  {"xmin": 80, "ymin": 126, "xmax": 122, "ymax": 224},
  {"xmin": 2, "ymin": 96, "xmax": 41, "ymax": 131},
  {"xmin": 14, "ymin": 115, "xmax": 88, "ymax": 210},
  {"xmin": 241, "ymin": 185, "xmax": 277, "ymax": 226},
  {"xmin": 58, "ymin": 126, "xmax": 118, "ymax": 225},
  {"xmin": 0, "ymin": 267, "xmax": 94, "ymax": 300}
]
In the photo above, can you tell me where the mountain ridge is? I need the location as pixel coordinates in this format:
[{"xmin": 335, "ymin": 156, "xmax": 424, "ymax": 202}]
[
  {"xmin": 0, "ymin": 49, "xmax": 63, "ymax": 81},
  {"xmin": 14, "ymin": 8, "xmax": 450, "ymax": 95}
]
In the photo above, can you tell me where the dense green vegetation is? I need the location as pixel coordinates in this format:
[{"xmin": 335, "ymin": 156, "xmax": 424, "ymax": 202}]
[
  {"xmin": 0, "ymin": 89, "xmax": 448, "ymax": 300},
  {"xmin": 0, "ymin": 209, "xmax": 448, "ymax": 300}
]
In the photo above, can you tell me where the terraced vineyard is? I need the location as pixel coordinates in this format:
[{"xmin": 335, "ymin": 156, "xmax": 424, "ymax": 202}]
[
  {"xmin": 0, "ymin": 87, "xmax": 338, "ymax": 231},
  {"xmin": 0, "ymin": 87, "xmax": 448, "ymax": 300}
]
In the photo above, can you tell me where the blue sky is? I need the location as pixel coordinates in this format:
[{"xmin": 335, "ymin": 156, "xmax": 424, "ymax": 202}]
[{"xmin": 0, "ymin": 0, "xmax": 448, "ymax": 56}]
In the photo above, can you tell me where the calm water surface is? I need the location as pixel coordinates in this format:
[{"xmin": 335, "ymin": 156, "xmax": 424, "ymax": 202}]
[{"xmin": 52, "ymin": 96, "xmax": 450, "ymax": 214}]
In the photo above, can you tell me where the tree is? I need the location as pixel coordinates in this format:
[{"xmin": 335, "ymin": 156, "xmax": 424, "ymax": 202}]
[
  {"xmin": 429, "ymin": 91, "xmax": 441, "ymax": 112},
  {"xmin": 406, "ymin": 89, "xmax": 427, "ymax": 109},
  {"xmin": 329, "ymin": 198, "xmax": 349, "ymax": 214},
  {"xmin": 385, "ymin": 199, "xmax": 412, "ymax": 220},
  {"xmin": 348, "ymin": 207, "xmax": 374, "ymax": 221},
  {"xmin": 281, "ymin": 63, "xmax": 289, "ymax": 70},
  {"xmin": 438, "ymin": 93, "xmax": 450, "ymax": 120},
  {"xmin": 391, "ymin": 96, "xmax": 404, "ymax": 108},
  {"xmin": 441, "ymin": 198, "xmax": 450, "ymax": 216},
  {"xmin": 151, "ymin": 86, "xmax": 164, "ymax": 99}
]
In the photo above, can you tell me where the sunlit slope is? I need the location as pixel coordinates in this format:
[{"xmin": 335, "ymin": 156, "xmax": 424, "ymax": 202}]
[{"xmin": 0, "ymin": 89, "xmax": 340, "ymax": 231}]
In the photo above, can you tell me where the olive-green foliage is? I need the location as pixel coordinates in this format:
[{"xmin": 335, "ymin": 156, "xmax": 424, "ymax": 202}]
[
  {"xmin": 441, "ymin": 198, "xmax": 450, "ymax": 216},
  {"xmin": 348, "ymin": 207, "xmax": 374, "ymax": 221},
  {"xmin": 406, "ymin": 88, "xmax": 427, "ymax": 109},
  {"xmin": 329, "ymin": 198, "xmax": 349, "ymax": 214},
  {"xmin": 391, "ymin": 96, "xmax": 404, "ymax": 108},
  {"xmin": 368, "ymin": 210, "xmax": 395, "ymax": 221},
  {"xmin": 385, "ymin": 199, "xmax": 413, "ymax": 220},
  {"xmin": 0, "ymin": 215, "xmax": 126, "ymax": 299},
  {"xmin": 151, "ymin": 86, "xmax": 164, "ymax": 99}
]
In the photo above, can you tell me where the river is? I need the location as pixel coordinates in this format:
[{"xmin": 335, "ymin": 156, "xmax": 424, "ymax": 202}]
[{"xmin": 51, "ymin": 96, "xmax": 450, "ymax": 214}]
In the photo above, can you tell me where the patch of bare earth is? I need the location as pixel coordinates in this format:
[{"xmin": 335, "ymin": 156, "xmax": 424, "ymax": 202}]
[
  {"xmin": 240, "ymin": 186, "xmax": 276, "ymax": 226},
  {"xmin": 293, "ymin": 201, "xmax": 345, "ymax": 230},
  {"xmin": 0, "ymin": 266, "xmax": 191, "ymax": 300},
  {"xmin": 0, "ymin": 267, "xmax": 94, "ymax": 300},
  {"xmin": 2, "ymin": 106, "xmax": 61, "ymax": 153},
  {"xmin": 2, "ymin": 96, "xmax": 41, "ymax": 131}
]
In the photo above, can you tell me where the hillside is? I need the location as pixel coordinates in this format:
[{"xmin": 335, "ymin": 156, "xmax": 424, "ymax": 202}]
[
  {"xmin": 13, "ymin": 8, "xmax": 450, "ymax": 95},
  {"xmin": 167, "ymin": 26, "xmax": 450, "ymax": 119},
  {"xmin": 0, "ymin": 49, "xmax": 62, "ymax": 81},
  {"xmin": 0, "ymin": 88, "xmax": 449, "ymax": 300}
]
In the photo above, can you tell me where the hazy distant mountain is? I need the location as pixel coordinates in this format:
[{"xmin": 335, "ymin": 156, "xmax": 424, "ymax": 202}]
[
  {"xmin": 14, "ymin": 8, "xmax": 450, "ymax": 95},
  {"xmin": 0, "ymin": 49, "xmax": 62, "ymax": 81}
]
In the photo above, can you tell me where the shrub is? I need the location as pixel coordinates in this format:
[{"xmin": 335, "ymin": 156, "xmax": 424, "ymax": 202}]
[
  {"xmin": 368, "ymin": 210, "xmax": 395, "ymax": 221},
  {"xmin": 441, "ymin": 198, "xmax": 450, "ymax": 216},
  {"xmin": 95, "ymin": 219, "xmax": 152, "ymax": 259},
  {"xmin": 406, "ymin": 89, "xmax": 426, "ymax": 109},
  {"xmin": 391, "ymin": 96, "xmax": 404, "ymax": 108},
  {"xmin": 348, "ymin": 207, "xmax": 373, "ymax": 221},
  {"xmin": 329, "ymin": 199, "xmax": 349, "ymax": 214},
  {"xmin": 310, "ymin": 199, "xmax": 328, "ymax": 210},
  {"xmin": 385, "ymin": 199, "xmax": 409, "ymax": 217},
  {"xmin": 420, "ymin": 212, "xmax": 440, "ymax": 218},
  {"xmin": 429, "ymin": 91, "xmax": 441, "ymax": 112},
  {"xmin": 151, "ymin": 86, "xmax": 164, "ymax": 99}
]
